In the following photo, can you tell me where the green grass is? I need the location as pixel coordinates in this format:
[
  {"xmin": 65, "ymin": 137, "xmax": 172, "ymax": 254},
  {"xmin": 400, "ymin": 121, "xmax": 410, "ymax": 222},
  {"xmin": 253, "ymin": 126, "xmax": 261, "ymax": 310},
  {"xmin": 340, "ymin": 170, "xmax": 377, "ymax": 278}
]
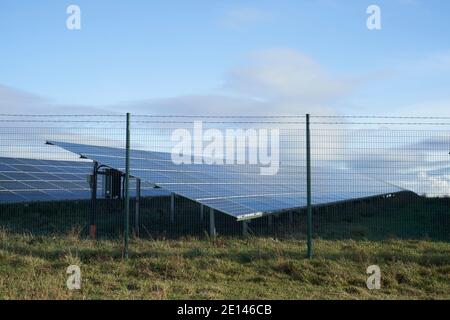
[{"xmin": 0, "ymin": 229, "xmax": 449, "ymax": 300}]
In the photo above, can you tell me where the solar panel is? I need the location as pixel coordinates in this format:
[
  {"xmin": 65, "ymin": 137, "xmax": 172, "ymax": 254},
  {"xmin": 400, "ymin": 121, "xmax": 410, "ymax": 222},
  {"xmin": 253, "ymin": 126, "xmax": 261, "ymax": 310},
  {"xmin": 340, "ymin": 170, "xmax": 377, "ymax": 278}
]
[
  {"xmin": 47, "ymin": 141, "xmax": 407, "ymax": 220},
  {"xmin": 0, "ymin": 157, "xmax": 169, "ymax": 203},
  {"xmin": 0, "ymin": 157, "xmax": 92, "ymax": 203}
]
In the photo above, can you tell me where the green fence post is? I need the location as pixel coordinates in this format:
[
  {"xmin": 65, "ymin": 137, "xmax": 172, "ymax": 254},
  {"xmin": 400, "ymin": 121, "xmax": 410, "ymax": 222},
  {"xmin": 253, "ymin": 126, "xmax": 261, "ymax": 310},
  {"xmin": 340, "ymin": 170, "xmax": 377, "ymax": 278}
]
[
  {"xmin": 124, "ymin": 113, "xmax": 131, "ymax": 259},
  {"xmin": 135, "ymin": 178, "xmax": 141, "ymax": 237},
  {"xmin": 306, "ymin": 114, "xmax": 313, "ymax": 259},
  {"xmin": 89, "ymin": 161, "xmax": 98, "ymax": 239}
]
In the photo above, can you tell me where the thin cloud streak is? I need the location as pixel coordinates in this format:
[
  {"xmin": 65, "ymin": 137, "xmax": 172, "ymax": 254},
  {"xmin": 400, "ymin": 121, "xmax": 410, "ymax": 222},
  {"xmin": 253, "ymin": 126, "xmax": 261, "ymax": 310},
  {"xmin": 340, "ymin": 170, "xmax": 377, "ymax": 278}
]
[{"xmin": 219, "ymin": 7, "xmax": 272, "ymax": 30}]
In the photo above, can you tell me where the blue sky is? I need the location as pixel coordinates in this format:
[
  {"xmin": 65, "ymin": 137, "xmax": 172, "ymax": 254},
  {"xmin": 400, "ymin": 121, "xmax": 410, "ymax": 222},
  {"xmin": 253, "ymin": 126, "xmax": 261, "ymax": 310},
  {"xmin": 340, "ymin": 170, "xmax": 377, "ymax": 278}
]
[{"xmin": 0, "ymin": 0, "xmax": 449, "ymax": 115}]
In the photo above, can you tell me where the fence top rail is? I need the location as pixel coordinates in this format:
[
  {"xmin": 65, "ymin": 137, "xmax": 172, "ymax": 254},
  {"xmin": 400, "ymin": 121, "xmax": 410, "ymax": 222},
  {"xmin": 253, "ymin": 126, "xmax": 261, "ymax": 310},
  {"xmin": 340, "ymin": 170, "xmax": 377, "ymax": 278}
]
[
  {"xmin": 2, "ymin": 114, "xmax": 450, "ymax": 126},
  {"xmin": 2, "ymin": 113, "xmax": 450, "ymax": 119}
]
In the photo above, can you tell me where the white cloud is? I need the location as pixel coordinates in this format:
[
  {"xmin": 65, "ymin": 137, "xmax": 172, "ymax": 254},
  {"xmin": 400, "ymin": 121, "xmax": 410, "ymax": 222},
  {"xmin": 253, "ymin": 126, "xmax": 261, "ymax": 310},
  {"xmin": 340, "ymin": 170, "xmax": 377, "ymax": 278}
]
[
  {"xmin": 0, "ymin": 48, "xmax": 362, "ymax": 117},
  {"xmin": 220, "ymin": 7, "xmax": 271, "ymax": 29},
  {"xmin": 120, "ymin": 94, "xmax": 338, "ymax": 117},
  {"xmin": 0, "ymin": 84, "xmax": 109, "ymax": 115},
  {"xmin": 0, "ymin": 84, "xmax": 119, "ymax": 160},
  {"xmin": 0, "ymin": 84, "xmax": 46, "ymax": 112},
  {"xmin": 225, "ymin": 49, "xmax": 354, "ymax": 102},
  {"xmin": 345, "ymin": 132, "xmax": 450, "ymax": 197},
  {"xmin": 120, "ymin": 95, "xmax": 266, "ymax": 116},
  {"xmin": 114, "ymin": 49, "xmax": 352, "ymax": 162},
  {"xmin": 119, "ymin": 49, "xmax": 353, "ymax": 117},
  {"xmin": 388, "ymin": 99, "xmax": 450, "ymax": 118},
  {"xmin": 398, "ymin": 51, "xmax": 450, "ymax": 75}
]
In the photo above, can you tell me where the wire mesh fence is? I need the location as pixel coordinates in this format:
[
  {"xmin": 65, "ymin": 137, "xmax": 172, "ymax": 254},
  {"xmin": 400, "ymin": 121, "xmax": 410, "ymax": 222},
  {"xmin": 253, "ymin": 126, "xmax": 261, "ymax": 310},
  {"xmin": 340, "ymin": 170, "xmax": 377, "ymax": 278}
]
[{"xmin": 0, "ymin": 114, "xmax": 449, "ymax": 242}]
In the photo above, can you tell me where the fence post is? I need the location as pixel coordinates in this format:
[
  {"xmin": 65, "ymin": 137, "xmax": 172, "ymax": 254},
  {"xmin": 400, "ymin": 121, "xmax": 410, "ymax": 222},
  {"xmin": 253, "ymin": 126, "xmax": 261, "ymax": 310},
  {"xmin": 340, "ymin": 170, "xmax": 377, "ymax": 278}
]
[
  {"xmin": 170, "ymin": 193, "xmax": 175, "ymax": 223},
  {"xmin": 135, "ymin": 178, "xmax": 140, "ymax": 237},
  {"xmin": 89, "ymin": 161, "xmax": 98, "ymax": 239},
  {"xmin": 306, "ymin": 114, "xmax": 313, "ymax": 259},
  {"xmin": 124, "ymin": 113, "xmax": 131, "ymax": 259},
  {"xmin": 209, "ymin": 208, "xmax": 216, "ymax": 240}
]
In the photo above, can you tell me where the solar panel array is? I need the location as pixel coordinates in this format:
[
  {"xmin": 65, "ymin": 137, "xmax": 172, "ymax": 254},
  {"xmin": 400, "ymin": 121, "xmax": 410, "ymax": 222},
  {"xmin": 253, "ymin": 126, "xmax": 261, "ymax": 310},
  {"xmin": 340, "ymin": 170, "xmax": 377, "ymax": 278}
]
[
  {"xmin": 48, "ymin": 141, "xmax": 407, "ymax": 220},
  {"xmin": 0, "ymin": 157, "xmax": 92, "ymax": 203},
  {"xmin": 0, "ymin": 157, "xmax": 168, "ymax": 203}
]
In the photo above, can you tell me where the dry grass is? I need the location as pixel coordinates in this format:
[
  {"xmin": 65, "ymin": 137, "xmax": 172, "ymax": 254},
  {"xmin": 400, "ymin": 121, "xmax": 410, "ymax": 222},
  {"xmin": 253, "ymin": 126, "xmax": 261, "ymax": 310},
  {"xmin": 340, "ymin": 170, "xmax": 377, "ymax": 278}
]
[{"xmin": 0, "ymin": 229, "xmax": 449, "ymax": 300}]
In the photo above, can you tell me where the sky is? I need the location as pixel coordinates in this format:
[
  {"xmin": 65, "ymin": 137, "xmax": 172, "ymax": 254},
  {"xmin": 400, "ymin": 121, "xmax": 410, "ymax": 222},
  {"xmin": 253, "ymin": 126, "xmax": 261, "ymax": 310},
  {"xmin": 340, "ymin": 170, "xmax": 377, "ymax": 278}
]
[
  {"xmin": 1, "ymin": 1, "xmax": 450, "ymax": 197},
  {"xmin": 0, "ymin": 0, "xmax": 450, "ymax": 116}
]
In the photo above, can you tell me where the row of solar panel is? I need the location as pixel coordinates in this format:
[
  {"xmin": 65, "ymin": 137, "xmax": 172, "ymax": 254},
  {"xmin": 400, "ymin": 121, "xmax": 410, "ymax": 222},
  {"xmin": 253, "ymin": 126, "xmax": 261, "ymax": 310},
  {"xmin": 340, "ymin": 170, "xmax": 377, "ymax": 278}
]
[
  {"xmin": 48, "ymin": 141, "xmax": 405, "ymax": 219},
  {"xmin": 0, "ymin": 157, "xmax": 169, "ymax": 203}
]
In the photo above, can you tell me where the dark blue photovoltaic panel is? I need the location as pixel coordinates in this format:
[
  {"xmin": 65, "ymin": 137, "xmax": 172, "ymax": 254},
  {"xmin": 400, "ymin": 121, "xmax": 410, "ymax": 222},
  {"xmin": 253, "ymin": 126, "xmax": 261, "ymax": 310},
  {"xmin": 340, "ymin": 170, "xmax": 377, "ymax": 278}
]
[
  {"xmin": 0, "ymin": 157, "xmax": 92, "ymax": 203},
  {"xmin": 47, "ymin": 141, "xmax": 408, "ymax": 220},
  {"xmin": 0, "ymin": 164, "xmax": 14, "ymax": 171},
  {"xmin": 9, "ymin": 165, "xmax": 44, "ymax": 172},
  {"xmin": 0, "ymin": 192, "xmax": 25, "ymax": 202},
  {"xmin": 30, "ymin": 173, "xmax": 61, "ymax": 180},
  {"xmin": 0, "ymin": 158, "xmax": 21, "ymax": 165},
  {"xmin": 18, "ymin": 191, "xmax": 55, "ymax": 201},
  {"xmin": 0, "ymin": 156, "xmax": 168, "ymax": 203},
  {"xmin": 1, "ymin": 181, "xmax": 32, "ymax": 190},
  {"xmin": 3, "ymin": 172, "xmax": 36, "ymax": 180}
]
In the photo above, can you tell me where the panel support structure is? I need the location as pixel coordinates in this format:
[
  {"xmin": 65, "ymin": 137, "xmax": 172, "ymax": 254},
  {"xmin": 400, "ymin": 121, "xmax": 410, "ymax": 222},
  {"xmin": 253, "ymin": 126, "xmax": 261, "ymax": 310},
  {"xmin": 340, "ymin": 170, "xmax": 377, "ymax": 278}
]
[
  {"xmin": 306, "ymin": 114, "xmax": 313, "ymax": 259},
  {"xmin": 135, "ymin": 178, "xmax": 141, "ymax": 237},
  {"xmin": 268, "ymin": 215, "xmax": 273, "ymax": 230},
  {"xmin": 209, "ymin": 208, "xmax": 216, "ymax": 239},
  {"xmin": 170, "ymin": 193, "xmax": 175, "ymax": 223},
  {"xmin": 242, "ymin": 221, "xmax": 249, "ymax": 237},
  {"xmin": 89, "ymin": 161, "xmax": 98, "ymax": 239}
]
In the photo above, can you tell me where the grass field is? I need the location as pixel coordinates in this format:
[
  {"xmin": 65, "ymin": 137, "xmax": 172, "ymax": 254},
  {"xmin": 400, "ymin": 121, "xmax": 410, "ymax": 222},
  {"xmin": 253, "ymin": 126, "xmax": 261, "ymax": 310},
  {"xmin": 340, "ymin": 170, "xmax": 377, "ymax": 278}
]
[
  {"xmin": 0, "ymin": 229, "xmax": 449, "ymax": 300},
  {"xmin": 1, "ymin": 194, "xmax": 449, "ymax": 299}
]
